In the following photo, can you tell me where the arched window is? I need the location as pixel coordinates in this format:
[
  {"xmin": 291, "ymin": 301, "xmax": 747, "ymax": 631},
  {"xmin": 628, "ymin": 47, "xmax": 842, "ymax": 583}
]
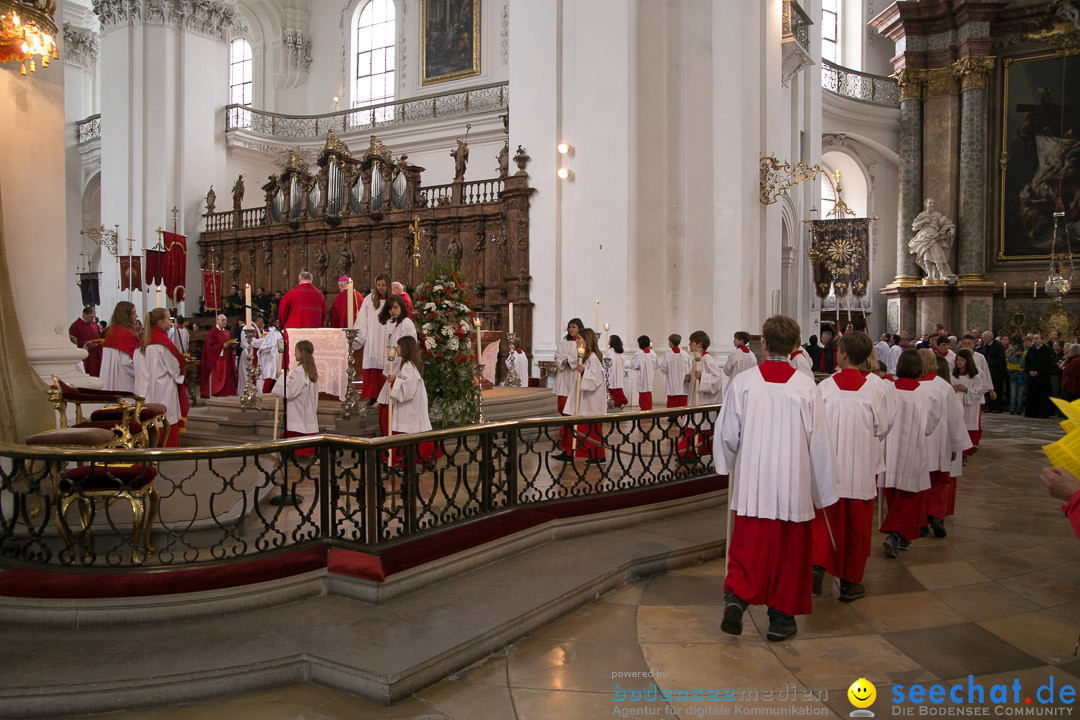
[
  {"xmin": 229, "ymin": 38, "xmax": 253, "ymax": 106},
  {"xmin": 820, "ymin": 169, "xmax": 838, "ymax": 216},
  {"xmin": 353, "ymin": 0, "xmax": 395, "ymax": 121},
  {"xmin": 821, "ymin": 0, "xmax": 839, "ymax": 64}
]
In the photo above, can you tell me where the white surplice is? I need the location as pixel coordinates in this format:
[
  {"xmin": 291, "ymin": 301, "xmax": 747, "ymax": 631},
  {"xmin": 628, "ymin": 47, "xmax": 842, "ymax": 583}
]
[
  {"xmin": 133, "ymin": 345, "xmax": 184, "ymax": 424},
  {"xmin": 924, "ymin": 375, "xmax": 973, "ymax": 473},
  {"xmin": 605, "ymin": 348, "xmax": 625, "ymax": 391},
  {"xmin": 377, "ymin": 318, "xmax": 419, "ymax": 405},
  {"xmin": 252, "ymin": 326, "xmax": 283, "ymax": 383},
  {"xmin": 713, "ymin": 364, "xmax": 838, "ymax": 522},
  {"xmin": 659, "ymin": 348, "xmax": 692, "ymax": 398},
  {"xmin": 507, "ymin": 349, "xmax": 529, "ymax": 387},
  {"xmin": 100, "ymin": 347, "xmax": 136, "ymax": 393},
  {"xmin": 388, "ymin": 361, "xmax": 432, "ymax": 434},
  {"xmin": 886, "ymin": 344, "xmax": 902, "ymax": 376},
  {"xmin": 874, "ymin": 340, "xmax": 890, "ymax": 367},
  {"xmin": 570, "ymin": 354, "xmax": 607, "ymax": 416},
  {"xmin": 724, "ymin": 346, "xmax": 758, "ymax": 384},
  {"xmin": 881, "ymin": 381, "xmax": 941, "ymax": 492},
  {"xmin": 271, "ymin": 366, "xmax": 320, "ymax": 434},
  {"xmin": 817, "ymin": 370, "xmax": 895, "ymax": 500},
  {"xmin": 788, "ymin": 348, "xmax": 814, "ymax": 379},
  {"xmin": 952, "ymin": 370, "xmax": 987, "ymax": 431},
  {"xmin": 352, "ymin": 293, "xmax": 392, "ymax": 371},
  {"xmin": 553, "ymin": 337, "xmax": 580, "ymax": 399},
  {"xmin": 630, "ymin": 349, "xmax": 658, "ymax": 395}
]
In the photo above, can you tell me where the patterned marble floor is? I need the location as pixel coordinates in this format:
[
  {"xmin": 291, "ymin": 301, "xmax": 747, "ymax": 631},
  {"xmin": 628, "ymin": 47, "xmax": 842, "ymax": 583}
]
[{"xmin": 62, "ymin": 413, "xmax": 1080, "ymax": 720}]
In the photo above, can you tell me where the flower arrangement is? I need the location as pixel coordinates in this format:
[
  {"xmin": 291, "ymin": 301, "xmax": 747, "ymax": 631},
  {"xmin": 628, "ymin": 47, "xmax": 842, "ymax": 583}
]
[{"xmin": 414, "ymin": 263, "xmax": 480, "ymax": 426}]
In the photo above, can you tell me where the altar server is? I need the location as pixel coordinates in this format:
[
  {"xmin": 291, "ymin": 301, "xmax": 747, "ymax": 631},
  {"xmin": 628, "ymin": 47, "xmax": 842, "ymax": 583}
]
[
  {"xmin": 606, "ymin": 335, "xmax": 628, "ymax": 408},
  {"xmin": 553, "ymin": 318, "xmax": 583, "ymax": 414},
  {"xmin": 376, "ymin": 295, "xmax": 417, "ymax": 435},
  {"xmin": 630, "ymin": 335, "xmax": 658, "ymax": 410},
  {"xmin": 272, "ymin": 339, "xmax": 319, "ymax": 457},
  {"xmin": 134, "ymin": 308, "xmax": 187, "ymax": 447},
  {"xmin": 886, "ymin": 334, "xmax": 903, "ymax": 376},
  {"xmin": 252, "ymin": 322, "xmax": 283, "ymax": 394},
  {"xmin": 100, "ymin": 301, "xmax": 141, "ymax": 393},
  {"xmin": 659, "ymin": 334, "xmax": 691, "ymax": 407},
  {"xmin": 952, "ymin": 349, "xmax": 987, "ymax": 453},
  {"xmin": 918, "ymin": 349, "xmax": 971, "ymax": 539},
  {"xmin": 724, "ymin": 331, "xmax": 758, "ymax": 388},
  {"xmin": 716, "ymin": 315, "xmax": 837, "ymax": 642},
  {"xmin": 678, "ymin": 330, "xmax": 723, "ymax": 460},
  {"xmin": 353, "ymin": 272, "xmax": 393, "ymax": 405},
  {"xmin": 507, "ymin": 336, "xmax": 529, "ymax": 387},
  {"xmin": 558, "ymin": 328, "xmax": 607, "ymax": 463},
  {"xmin": 812, "ymin": 332, "xmax": 894, "ymax": 602},
  {"xmin": 880, "ymin": 350, "xmax": 941, "ymax": 557},
  {"xmin": 386, "ymin": 336, "xmax": 441, "ymax": 462}
]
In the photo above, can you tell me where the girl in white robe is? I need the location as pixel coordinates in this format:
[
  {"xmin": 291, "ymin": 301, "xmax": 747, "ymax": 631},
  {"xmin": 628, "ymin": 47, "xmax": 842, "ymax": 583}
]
[
  {"xmin": 352, "ymin": 273, "xmax": 392, "ymax": 404},
  {"xmin": 556, "ymin": 328, "xmax": 606, "ymax": 463},
  {"xmin": 387, "ymin": 336, "xmax": 441, "ymax": 463},
  {"xmin": 952, "ymin": 349, "xmax": 986, "ymax": 452},
  {"xmin": 272, "ymin": 339, "xmax": 319, "ymax": 457},
  {"xmin": 100, "ymin": 301, "xmax": 141, "ymax": 393},
  {"xmin": 630, "ymin": 335, "xmax": 658, "ymax": 409},
  {"xmin": 134, "ymin": 308, "xmax": 186, "ymax": 447},
  {"xmin": 921, "ymin": 350, "xmax": 972, "ymax": 536},
  {"xmin": 553, "ymin": 318, "xmax": 583, "ymax": 414},
  {"xmin": 605, "ymin": 335, "xmax": 628, "ymax": 408},
  {"xmin": 376, "ymin": 295, "xmax": 417, "ymax": 435}
]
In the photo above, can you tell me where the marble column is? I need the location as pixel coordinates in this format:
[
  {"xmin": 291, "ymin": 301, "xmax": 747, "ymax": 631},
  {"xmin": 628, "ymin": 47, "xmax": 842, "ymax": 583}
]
[
  {"xmin": 894, "ymin": 69, "xmax": 923, "ymax": 284},
  {"xmin": 954, "ymin": 57, "xmax": 995, "ymax": 281}
]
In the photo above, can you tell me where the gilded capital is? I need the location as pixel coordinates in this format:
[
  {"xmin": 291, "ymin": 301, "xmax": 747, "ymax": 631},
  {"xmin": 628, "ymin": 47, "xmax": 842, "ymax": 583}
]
[
  {"xmin": 924, "ymin": 67, "xmax": 958, "ymax": 97},
  {"xmin": 893, "ymin": 68, "xmax": 924, "ymax": 100},
  {"xmin": 953, "ymin": 56, "xmax": 996, "ymax": 90}
]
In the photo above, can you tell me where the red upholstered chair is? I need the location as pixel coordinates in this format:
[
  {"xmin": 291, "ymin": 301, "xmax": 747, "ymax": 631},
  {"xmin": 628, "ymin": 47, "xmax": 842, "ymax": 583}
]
[
  {"xmin": 46, "ymin": 375, "xmax": 149, "ymax": 448},
  {"xmin": 54, "ymin": 463, "xmax": 160, "ymax": 564}
]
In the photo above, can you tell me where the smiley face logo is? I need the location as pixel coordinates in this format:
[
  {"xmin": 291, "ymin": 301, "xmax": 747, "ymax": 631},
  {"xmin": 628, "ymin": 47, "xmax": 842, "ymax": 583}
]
[{"xmin": 847, "ymin": 678, "xmax": 876, "ymax": 715}]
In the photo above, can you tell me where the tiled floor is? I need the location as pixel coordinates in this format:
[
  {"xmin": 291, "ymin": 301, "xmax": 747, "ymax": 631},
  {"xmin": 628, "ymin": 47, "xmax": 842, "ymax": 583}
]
[{"xmin": 63, "ymin": 413, "xmax": 1080, "ymax": 719}]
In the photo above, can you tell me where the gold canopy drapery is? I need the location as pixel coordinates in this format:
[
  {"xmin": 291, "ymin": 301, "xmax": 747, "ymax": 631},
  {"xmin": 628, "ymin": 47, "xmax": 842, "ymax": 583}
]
[{"xmin": 808, "ymin": 218, "xmax": 871, "ymax": 300}]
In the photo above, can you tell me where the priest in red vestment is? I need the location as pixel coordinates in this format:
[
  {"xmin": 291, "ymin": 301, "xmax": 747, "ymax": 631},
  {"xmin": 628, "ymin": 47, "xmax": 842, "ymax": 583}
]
[
  {"xmin": 392, "ymin": 281, "xmax": 414, "ymax": 314},
  {"xmin": 200, "ymin": 314, "xmax": 238, "ymax": 398},
  {"xmin": 278, "ymin": 270, "xmax": 327, "ymax": 330},
  {"xmin": 69, "ymin": 306, "xmax": 103, "ymax": 377},
  {"xmin": 328, "ymin": 276, "xmax": 363, "ymax": 328}
]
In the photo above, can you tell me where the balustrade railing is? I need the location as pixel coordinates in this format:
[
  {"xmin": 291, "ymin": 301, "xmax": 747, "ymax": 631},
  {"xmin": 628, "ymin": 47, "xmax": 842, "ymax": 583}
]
[
  {"xmin": 76, "ymin": 114, "xmax": 101, "ymax": 144},
  {"xmin": 462, "ymin": 178, "xmax": 504, "ymax": 205},
  {"xmin": 821, "ymin": 60, "xmax": 900, "ymax": 106},
  {"xmin": 225, "ymin": 82, "xmax": 509, "ymax": 139},
  {"xmin": 781, "ymin": 0, "xmax": 812, "ymax": 56},
  {"xmin": 0, "ymin": 406, "xmax": 720, "ymax": 569}
]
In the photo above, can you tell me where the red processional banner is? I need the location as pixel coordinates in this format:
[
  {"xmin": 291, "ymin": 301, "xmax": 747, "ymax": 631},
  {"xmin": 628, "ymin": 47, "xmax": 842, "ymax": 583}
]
[
  {"xmin": 202, "ymin": 270, "xmax": 223, "ymax": 310},
  {"xmin": 163, "ymin": 231, "xmax": 187, "ymax": 299},
  {"xmin": 145, "ymin": 249, "xmax": 166, "ymax": 286},
  {"xmin": 118, "ymin": 256, "xmax": 142, "ymax": 292}
]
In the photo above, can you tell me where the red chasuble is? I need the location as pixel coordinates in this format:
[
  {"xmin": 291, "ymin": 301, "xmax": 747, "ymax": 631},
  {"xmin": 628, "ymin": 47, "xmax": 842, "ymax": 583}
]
[
  {"xmin": 70, "ymin": 318, "xmax": 103, "ymax": 376},
  {"xmin": 278, "ymin": 282, "xmax": 327, "ymax": 329},
  {"xmin": 328, "ymin": 289, "xmax": 363, "ymax": 328},
  {"xmin": 200, "ymin": 326, "xmax": 238, "ymax": 398}
]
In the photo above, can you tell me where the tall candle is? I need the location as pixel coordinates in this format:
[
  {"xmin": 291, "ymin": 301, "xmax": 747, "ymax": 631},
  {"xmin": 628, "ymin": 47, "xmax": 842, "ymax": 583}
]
[
  {"xmin": 508, "ymin": 302, "xmax": 514, "ymax": 334},
  {"xmin": 179, "ymin": 298, "xmax": 185, "ymax": 316},
  {"xmin": 594, "ymin": 300, "xmax": 600, "ymax": 331},
  {"xmin": 155, "ymin": 286, "xmax": 162, "ymax": 308},
  {"xmin": 1003, "ymin": 282, "xmax": 1007, "ymax": 299},
  {"xmin": 346, "ymin": 280, "xmax": 355, "ymax": 324},
  {"xmin": 244, "ymin": 283, "xmax": 252, "ymax": 325},
  {"xmin": 604, "ymin": 322, "xmax": 610, "ymax": 350},
  {"xmin": 474, "ymin": 318, "xmax": 482, "ymax": 364},
  {"xmin": 1034, "ymin": 281, "xmax": 1038, "ymax": 298}
]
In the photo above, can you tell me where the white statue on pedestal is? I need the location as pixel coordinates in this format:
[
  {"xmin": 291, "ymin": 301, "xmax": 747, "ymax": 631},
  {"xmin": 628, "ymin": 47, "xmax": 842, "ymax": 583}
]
[{"xmin": 908, "ymin": 198, "xmax": 958, "ymax": 284}]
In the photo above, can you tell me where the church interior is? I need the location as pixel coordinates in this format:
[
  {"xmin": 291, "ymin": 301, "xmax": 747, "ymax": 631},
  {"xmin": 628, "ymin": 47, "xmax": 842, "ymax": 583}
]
[{"xmin": 4, "ymin": 0, "xmax": 1080, "ymax": 717}]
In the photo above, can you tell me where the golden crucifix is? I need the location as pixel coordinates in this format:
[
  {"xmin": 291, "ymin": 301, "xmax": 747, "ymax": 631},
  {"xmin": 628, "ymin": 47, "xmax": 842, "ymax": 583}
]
[{"xmin": 410, "ymin": 216, "xmax": 425, "ymax": 267}]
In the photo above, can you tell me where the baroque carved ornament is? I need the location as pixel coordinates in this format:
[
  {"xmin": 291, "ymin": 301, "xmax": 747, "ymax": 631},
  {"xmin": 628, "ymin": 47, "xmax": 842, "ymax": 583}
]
[
  {"xmin": 62, "ymin": 23, "xmax": 100, "ymax": 70},
  {"xmin": 92, "ymin": 0, "xmax": 237, "ymax": 42}
]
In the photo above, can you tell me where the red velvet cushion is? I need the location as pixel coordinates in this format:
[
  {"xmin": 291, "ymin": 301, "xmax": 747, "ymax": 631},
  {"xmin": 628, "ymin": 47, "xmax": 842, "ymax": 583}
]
[
  {"xmin": 25, "ymin": 428, "xmax": 116, "ymax": 447},
  {"xmin": 74, "ymin": 420, "xmax": 144, "ymax": 435},
  {"xmin": 60, "ymin": 464, "xmax": 157, "ymax": 492},
  {"xmin": 90, "ymin": 404, "xmax": 166, "ymax": 422}
]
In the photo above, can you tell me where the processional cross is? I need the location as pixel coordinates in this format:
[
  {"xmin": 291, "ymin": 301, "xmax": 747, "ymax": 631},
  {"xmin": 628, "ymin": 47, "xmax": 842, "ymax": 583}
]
[{"xmin": 410, "ymin": 216, "xmax": 425, "ymax": 267}]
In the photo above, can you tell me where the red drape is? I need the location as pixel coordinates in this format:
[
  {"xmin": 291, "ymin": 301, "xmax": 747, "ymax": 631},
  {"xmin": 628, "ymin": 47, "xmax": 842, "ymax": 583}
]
[{"xmin": 163, "ymin": 232, "xmax": 186, "ymax": 300}]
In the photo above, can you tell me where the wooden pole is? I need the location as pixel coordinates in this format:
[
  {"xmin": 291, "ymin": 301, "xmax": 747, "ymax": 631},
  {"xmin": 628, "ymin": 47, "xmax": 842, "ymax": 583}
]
[
  {"xmin": 386, "ymin": 348, "xmax": 396, "ymax": 467},
  {"xmin": 571, "ymin": 346, "xmax": 585, "ymax": 453}
]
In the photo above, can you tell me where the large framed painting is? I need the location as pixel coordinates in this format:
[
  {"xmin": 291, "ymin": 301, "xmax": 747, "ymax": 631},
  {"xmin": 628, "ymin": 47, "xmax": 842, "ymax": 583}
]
[
  {"xmin": 421, "ymin": 0, "xmax": 480, "ymax": 86},
  {"xmin": 999, "ymin": 52, "xmax": 1080, "ymax": 261}
]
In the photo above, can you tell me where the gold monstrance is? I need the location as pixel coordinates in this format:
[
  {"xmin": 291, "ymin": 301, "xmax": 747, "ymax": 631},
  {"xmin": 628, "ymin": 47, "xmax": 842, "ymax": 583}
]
[{"xmin": 410, "ymin": 216, "xmax": 425, "ymax": 267}]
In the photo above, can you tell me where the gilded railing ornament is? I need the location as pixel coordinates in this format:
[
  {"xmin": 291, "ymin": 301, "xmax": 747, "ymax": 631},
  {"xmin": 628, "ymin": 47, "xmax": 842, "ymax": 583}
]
[{"xmin": 759, "ymin": 155, "xmax": 822, "ymax": 205}]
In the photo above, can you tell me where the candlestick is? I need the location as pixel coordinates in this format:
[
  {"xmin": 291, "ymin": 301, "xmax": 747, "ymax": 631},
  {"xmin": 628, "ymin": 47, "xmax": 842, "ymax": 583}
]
[
  {"xmin": 594, "ymin": 300, "xmax": 599, "ymax": 331},
  {"xmin": 474, "ymin": 317, "xmax": 482, "ymax": 365},
  {"xmin": 155, "ymin": 286, "xmax": 162, "ymax": 308},
  {"xmin": 508, "ymin": 302, "xmax": 514, "ymax": 334},
  {"xmin": 1003, "ymin": 282, "xmax": 1007, "ymax": 300},
  {"xmin": 346, "ymin": 280, "xmax": 355, "ymax": 325},
  {"xmin": 244, "ymin": 283, "xmax": 252, "ymax": 326}
]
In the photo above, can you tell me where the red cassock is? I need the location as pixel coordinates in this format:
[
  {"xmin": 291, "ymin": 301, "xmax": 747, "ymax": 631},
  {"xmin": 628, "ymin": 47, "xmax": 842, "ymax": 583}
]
[
  {"xmin": 69, "ymin": 318, "xmax": 103, "ymax": 376},
  {"xmin": 328, "ymin": 290, "xmax": 363, "ymax": 328},
  {"xmin": 278, "ymin": 282, "xmax": 327, "ymax": 330},
  {"xmin": 200, "ymin": 326, "xmax": 238, "ymax": 398},
  {"xmin": 812, "ymin": 499, "xmax": 875, "ymax": 584},
  {"xmin": 726, "ymin": 513, "xmax": 813, "ymax": 617}
]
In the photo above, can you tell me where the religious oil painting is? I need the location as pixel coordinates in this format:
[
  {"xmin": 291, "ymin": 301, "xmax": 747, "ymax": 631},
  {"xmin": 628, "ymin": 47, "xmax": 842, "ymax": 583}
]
[
  {"xmin": 999, "ymin": 52, "xmax": 1080, "ymax": 261},
  {"xmin": 422, "ymin": 0, "xmax": 480, "ymax": 86}
]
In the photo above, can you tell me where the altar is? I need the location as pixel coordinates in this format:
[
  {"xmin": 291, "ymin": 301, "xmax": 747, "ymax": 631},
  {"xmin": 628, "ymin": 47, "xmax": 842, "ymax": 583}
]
[{"xmin": 284, "ymin": 328, "xmax": 352, "ymax": 400}]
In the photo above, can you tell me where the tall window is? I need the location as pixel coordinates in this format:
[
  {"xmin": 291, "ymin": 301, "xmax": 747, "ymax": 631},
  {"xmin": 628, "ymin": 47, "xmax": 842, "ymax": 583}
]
[
  {"xmin": 820, "ymin": 172, "xmax": 837, "ymax": 217},
  {"xmin": 353, "ymin": 0, "xmax": 395, "ymax": 120},
  {"xmin": 229, "ymin": 38, "xmax": 253, "ymax": 106},
  {"xmin": 821, "ymin": 0, "xmax": 838, "ymax": 64}
]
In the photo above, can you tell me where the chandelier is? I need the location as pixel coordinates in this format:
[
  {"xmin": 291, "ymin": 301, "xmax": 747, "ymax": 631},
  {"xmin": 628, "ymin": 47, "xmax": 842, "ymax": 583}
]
[
  {"xmin": 0, "ymin": 1, "xmax": 58, "ymax": 76},
  {"xmin": 1045, "ymin": 202, "xmax": 1073, "ymax": 301}
]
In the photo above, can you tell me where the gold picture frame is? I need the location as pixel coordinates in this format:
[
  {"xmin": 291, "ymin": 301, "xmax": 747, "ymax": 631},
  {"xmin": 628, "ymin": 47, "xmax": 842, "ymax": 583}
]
[{"xmin": 421, "ymin": 0, "xmax": 481, "ymax": 86}]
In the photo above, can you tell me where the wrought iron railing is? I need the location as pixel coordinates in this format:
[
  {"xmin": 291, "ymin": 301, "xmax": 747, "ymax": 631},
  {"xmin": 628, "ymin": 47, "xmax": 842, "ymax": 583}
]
[
  {"xmin": 782, "ymin": 0, "xmax": 812, "ymax": 56},
  {"xmin": 821, "ymin": 60, "xmax": 900, "ymax": 106},
  {"xmin": 76, "ymin": 113, "xmax": 101, "ymax": 144},
  {"xmin": 225, "ymin": 82, "xmax": 510, "ymax": 139},
  {"xmin": 0, "ymin": 406, "xmax": 720, "ymax": 569}
]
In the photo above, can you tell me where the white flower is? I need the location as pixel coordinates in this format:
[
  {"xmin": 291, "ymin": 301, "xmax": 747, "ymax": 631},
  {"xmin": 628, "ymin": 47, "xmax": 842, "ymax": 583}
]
[
  {"xmin": 422, "ymin": 323, "xmax": 433, "ymax": 335},
  {"xmin": 424, "ymin": 336, "xmax": 437, "ymax": 350},
  {"xmin": 460, "ymin": 320, "xmax": 470, "ymax": 332},
  {"xmin": 448, "ymin": 338, "xmax": 459, "ymax": 351},
  {"xmin": 424, "ymin": 302, "xmax": 437, "ymax": 311},
  {"xmin": 433, "ymin": 284, "xmax": 444, "ymax": 292},
  {"xmin": 442, "ymin": 325, "xmax": 455, "ymax": 337}
]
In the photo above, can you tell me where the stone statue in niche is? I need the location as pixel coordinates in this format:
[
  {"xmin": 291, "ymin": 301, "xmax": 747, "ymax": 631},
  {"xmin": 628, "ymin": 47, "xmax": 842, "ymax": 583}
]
[
  {"xmin": 337, "ymin": 244, "xmax": 354, "ymax": 278},
  {"xmin": 232, "ymin": 175, "xmax": 245, "ymax": 210},
  {"xmin": 497, "ymin": 142, "xmax": 509, "ymax": 179},
  {"xmin": 908, "ymin": 199, "xmax": 957, "ymax": 284},
  {"xmin": 227, "ymin": 255, "xmax": 241, "ymax": 281},
  {"xmin": 313, "ymin": 245, "xmax": 329, "ymax": 276},
  {"xmin": 205, "ymin": 186, "xmax": 216, "ymax": 214},
  {"xmin": 451, "ymin": 137, "xmax": 469, "ymax": 183},
  {"xmin": 446, "ymin": 235, "xmax": 463, "ymax": 267}
]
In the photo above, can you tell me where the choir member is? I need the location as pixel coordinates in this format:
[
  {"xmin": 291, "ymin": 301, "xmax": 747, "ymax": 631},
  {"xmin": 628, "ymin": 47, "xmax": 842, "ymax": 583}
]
[
  {"xmin": 100, "ymin": 301, "xmax": 141, "ymax": 393},
  {"xmin": 200, "ymin": 314, "xmax": 238, "ymax": 398},
  {"xmin": 880, "ymin": 350, "xmax": 941, "ymax": 557},
  {"xmin": 507, "ymin": 336, "xmax": 529, "ymax": 387},
  {"xmin": 69, "ymin": 306, "xmax": 103, "ymax": 377},
  {"xmin": 918, "ymin": 349, "xmax": 971, "ymax": 539},
  {"xmin": 630, "ymin": 335, "xmax": 657, "ymax": 410},
  {"xmin": 715, "ymin": 315, "xmax": 837, "ymax": 642},
  {"xmin": 886, "ymin": 334, "xmax": 903, "ymax": 376},
  {"xmin": 327, "ymin": 276, "xmax": 363, "ymax": 328},
  {"xmin": 789, "ymin": 342, "xmax": 814, "ymax": 380},
  {"xmin": 812, "ymin": 332, "xmax": 894, "ymax": 602},
  {"xmin": 933, "ymin": 335, "xmax": 956, "ymax": 367},
  {"xmin": 386, "ymin": 336, "xmax": 440, "ymax": 462},
  {"xmin": 725, "ymin": 331, "xmax": 758, "ymax": 387},
  {"xmin": 553, "ymin": 318, "xmax": 583, "ymax": 414},
  {"xmin": 659, "ymin": 333, "xmax": 691, "ymax": 407},
  {"xmin": 678, "ymin": 330, "xmax": 723, "ymax": 460},
  {"xmin": 271, "ymin": 339, "xmax": 319, "ymax": 457},
  {"xmin": 134, "ymin": 308, "xmax": 186, "ymax": 447},
  {"xmin": 874, "ymin": 334, "xmax": 891, "ymax": 367},
  {"xmin": 353, "ymin": 273, "xmax": 393, "ymax": 405},
  {"xmin": 376, "ymin": 295, "xmax": 417, "ymax": 435},
  {"xmin": 555, "ymin": 328, "xmax": 606, "ymax": 463},
  {"xmin": 606, "ymin": 335, "xmax": 628, "ymax": 408},
  {"xmin": 952, "ymin": 349, "xmax": 986, "ymax": 454}
]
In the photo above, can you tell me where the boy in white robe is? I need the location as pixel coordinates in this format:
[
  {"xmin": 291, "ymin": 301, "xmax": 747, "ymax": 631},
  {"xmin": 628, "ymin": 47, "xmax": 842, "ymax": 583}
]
[
  {"xmin": 605, "ymin": 335, "xmax": 628, "ymax": 408},
  {"xmin": 659, "ymin": 333, "xmax": 691, "ymax": 407},
  {"xmin": 812, "ymin": 332, "xmax": 894, "ymax": 602},
  {"xmin": 678, "ymin": 330, "xmax": 723, "ymax": 459},
  {"xmin": 630, "ymin": 336, "xmax": 658, "ymax": 410},
  {"xmin": 724, "ymin": 331, "xmax": 758, "ymax": 392},
  {"xmin": 715, "ymin": 315, "xmax": 838, "ymax": 642},
  {"xmin": 886, "ymin": 335, "xmax": 904, "ymax": 376}
]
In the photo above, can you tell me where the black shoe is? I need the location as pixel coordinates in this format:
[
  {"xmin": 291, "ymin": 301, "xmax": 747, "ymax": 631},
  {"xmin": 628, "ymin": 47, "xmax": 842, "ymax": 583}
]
[
  {"xmin": 766, "ymin": 608, "xmax": 797, "ymax": 642},
  {"xmin": 919, "ymin": 526, "xmax": 930, "ymax": 538},
  {"xmin": 551, "ymin": 451, "xmax": 570, "ymax": 461},
  {"xmin": 898, "ymin": 537, "xmax": 911, "ymax": 551},
  {"xmin": 838, "ymin": 581, "xmax": 866, "ymax": 603},
  {"xmin": 720, "ymin": 592, "xmax": 747, "ymax": 636},
  {"xmin": 811, "ymin": 566, "xmax": 825, "ymax": 597},
  {"xmin": 585, "ymin": 458, "xmax": 604, "ymax": 466},
  {"xmin": 928, "ymin": 515, "xmax": 947, "ymax": 538},
  {"xmin": 883, "ymin": 532, "xmax": 899, "ymax": 559}
]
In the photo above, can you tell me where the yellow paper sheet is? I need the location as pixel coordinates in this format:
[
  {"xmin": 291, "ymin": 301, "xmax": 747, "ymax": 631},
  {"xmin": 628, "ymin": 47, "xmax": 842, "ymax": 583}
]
[
  {"xmin": 1043, "ymin": 431, "xmax": 1080, "ymax": 479},
  {"xmin": 1051, "ymin": 397, "xmax": 1080, "ymax": 426},
  {"xmin": 1063, "ymin": 420, "xmax": 1078, "ymax": 434}
]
